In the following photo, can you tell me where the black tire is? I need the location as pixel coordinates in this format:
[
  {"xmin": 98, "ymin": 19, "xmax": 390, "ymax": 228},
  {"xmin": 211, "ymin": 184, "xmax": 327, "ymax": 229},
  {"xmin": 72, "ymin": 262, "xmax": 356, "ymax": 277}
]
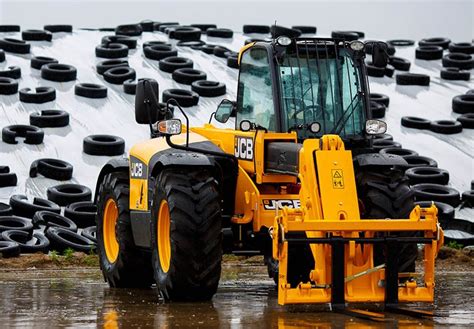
[
  {"xmin": 370, "ymin": 101, "xmax": 386, "ymax": 118},
  {"xmin": 201, "ymin": 44, "xmax": 217, "ymax": 54},
  {"xmin": 96, "ymin": 59, "xmax": 129, "ymax": 75},
  {"xmin": 140, "ymin": 20, "xmax": 154, "ymax": 31},
  {"xmin": 179, "ymin": 41, "xmax": 206, "ymax": 49},
  {"xmin": 46, "ymin": 227, "xmax": 95, "ymax": 253},
  {"xmin": 123, "ymin": 79, "xmax": 137, "ymax": 95},
  {"xmin": 191, "ymin": 80, "xmax": 226, "ymax": 97},
  {"xmin": 206, "ymin": 28, "xmax": 233, "ymax": 38},
  {"xmin": 33, "ymin": 210, "xmax": 78, "ymax": 232},
  {"xmin": 47, "ymin": 183, "xmax": 92, "ymax": 206},
  {"xmin": 449, "ymin": 42, "xmax": 474, "ymax": 54},
  {"xmin": 83, "ymin": 135, "xmax": 125, "ymax": 156},
  {"xmin": 96, "ymin": 171, "xmax": 153, "ymax": 287},
  {"xmin": 0, "ymin": 77, "xmax": 18, "ymax": 95},
  {"xmin": 356, "ymin": 167, "xmax": 417, "ymax": 273},
  {"xmin": 406, "ymin": 167, "xmax": 450, "ymax": 185},
  {"xmin": 440, "ymin": 67, "xmax": 470, "ymax": 81},
  {"xmin": 0, "ymin": 165, "xmax": 17, "ymax": 187},
  {"xmin": 162, "ymin": 89, "xmax": 199, "ymax": 107},
  {"xmin": 0, "ymin": 66, "xmax": 21, "ymax": 79},
  {"xmin": 172, "ymin": 68, "xmax": 207, "ymax": 85},
  {"xmin": 2, "ymin": 124, "xmax": 44, "ymax": 145},
  {"xmin": 30, "ymin": 110, "xmax": 70, "ymax": 128},
  {"xmin": 401, "ymin": 116, "xmax": 431, "ymax": 129},
  {"xmin": 159, "ymin": 57, "xmax": 193, "ymax": 73},
  {"xmin": 101, "ymin": 35, "xmax": 137, "ymax": 49},
  {"xmin": 419, "ymin": 37, "xmax": 450, "ymax": 49},
  {"xmin": 331, "ymin": 31, "xmax": 359, "ymax": 41},
  {"xmin": 155, "ymin": 22, "xmax": 179, "ymax": 32},
  {"xmin": 384, "ymin": 65, "xmax": 395, "ymax": 77},
  {"xmin": 143, "ymin": 45, "xmax": 178, "ymax": 61},
  {"xmin": 379, "ymin": 147, "xmax": 418, "ymax": 158},
  {"xmin": 242, "ymin": 25, "xmax": 270, "ymax": 34},
  {"xmin": 44, "ymin": 25, "xmax": 73, "ymax": 33},
  {"xmin": 213, "ymin": 46, "xmax": 231, "ymax": 58},
  {"xmin": 9, "ymin": 195, "xmax": 60, "ymax": 219},
  {"xmin": 442, "ymin": 53, "xmax": 474, "ymax": 70},
  {"xmin": 227, "ymin": 56, "xmax": 239, "ymax": 69},
  {"xmin": 457, "ymin": 113, "xmax": 474, "ymax": 128},
  {"xmin": 22, "ymin": 29, "xmax": 52, "ymax": 41},
  {"xmin": 403, "ymin": 155, "xmax": 438, "ymax": 169},
  {"xmin": 0, "ymin": 202, "xmax": 12, "ymax": 216},
  {"xmin": 271, "ymin": 25, "xmax": 302, "ymax": 38},
  {"xmin": 292, "ymin": 25, "xmax": 317, "ymax": 34},
  {"xmin": 387, "ymin": 39, "xmax": 415, "ymax": 47},
  {"xmin": 0, "ymin": 216, "xmax": 33, "ymax": 233},
  {"xmin": 396, "ymin": 73, "xmax": 430, "ymax": 86},
  {"xmin": 412, "ymin": 183, "xmax": 460, "ymax": 207},
  {"xmin": 415, "ymin": 46, "xmax": 443, "ymax": 60},
  {"xmin": 115, "ymin": 24, "xmax": 142, "ymax": 36},
  {"xmin": 41, "ymin": 63, "xmax": 77, "ymax": 82},
  {"xmin": 414, "ymin": 201, "xmax": 454, "ymax": 224},
  {"xmin": 0, "ymin": 241, "xmax": 20, "ymax": 258},
  {"xmin": 19, "ymin": 87, "xmax": 56, "ymax": 103},
  {"xmin": 142, "ymin": 40, "xmax": 169, "ymax": 50},
  {"xmin": 190, "ymin": 24, "xmax": 217, "ymax": 32},
  {"xmin": 103, "ymin": 66, "xmax": 136, "ymax": 85},
  {"xmin": 0, "ymin": 49, "xmax": 4, "ymax": 62},
  {"xmin": 0, "ymin": 38, "xmax": 30, "ymax": 53},
  {"xmin": 366, "ymin": 63, "xmax": 385, "ymax": 77},
  {"xmin": 151, "ymin": 169, "xmax": 222, "ymax": 301},
  {"xmin": 462, "ymin": 190, "xmax": 474, "ymax": 207},
  {"xmin": 372, "ymin": 139, "xmax": 402, "ymax": 150},
  {"xmin": 64, "ymin": 201, "xmax": 97, "ymax": 228},
  {"xmin": 75, "ymin": 83, "xmax": 108, "ymax": 98},
  {"xmin": 82, "ymin": 226, "xmax": 97, "ymax": 243},
  {"xmin": 0, "ymin": 25, "xmax": 20, "ymax": 32},
  {"xmin": 29, "ymin": 158, "xmax": 73, "ymax": 180},
  {"xmin": 31, "ymin": 56, "xmax": 58, "ymax": 69},
  {"xmin": 95, "ymin": 43, "xmax": 128, "ymax": 58},
  {"xmin": 389, "ymin": 56, "xmax": 411, "ymax": 71},
  {"xmin": 171, "ymin": 27, "xmax": 201, "ymax": 41},
  {"xmin": 452, "ymin": 94, "xmax": 474, "ymax": 114},
  {"xmin": 1, "ymin": 230, "xmax": 50, "ymax": 253},
  {"xmin": 429, "ymin": 120, "xmax": 463, "ymax": 134}
]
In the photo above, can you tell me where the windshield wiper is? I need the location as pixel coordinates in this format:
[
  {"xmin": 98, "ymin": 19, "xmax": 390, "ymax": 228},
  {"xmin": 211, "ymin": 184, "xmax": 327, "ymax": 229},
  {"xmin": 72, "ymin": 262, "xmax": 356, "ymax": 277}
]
[{"xmin": 329, "ymin": 94, "xmax": 362, "ymax": 135}]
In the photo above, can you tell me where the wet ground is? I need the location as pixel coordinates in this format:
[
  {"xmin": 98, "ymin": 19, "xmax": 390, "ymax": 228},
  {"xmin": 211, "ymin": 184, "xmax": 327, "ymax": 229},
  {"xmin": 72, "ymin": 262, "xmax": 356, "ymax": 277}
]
[{"xmin": 0, "ymin": 260, "xmax": 472, "ymax": 328}]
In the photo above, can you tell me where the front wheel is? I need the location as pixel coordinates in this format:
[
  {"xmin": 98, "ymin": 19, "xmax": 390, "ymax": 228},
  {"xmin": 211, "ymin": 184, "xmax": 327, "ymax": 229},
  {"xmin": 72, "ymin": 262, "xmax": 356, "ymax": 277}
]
[{"xmin": 151, "ymin": 168, "xmax": 222, "ymax": 301}]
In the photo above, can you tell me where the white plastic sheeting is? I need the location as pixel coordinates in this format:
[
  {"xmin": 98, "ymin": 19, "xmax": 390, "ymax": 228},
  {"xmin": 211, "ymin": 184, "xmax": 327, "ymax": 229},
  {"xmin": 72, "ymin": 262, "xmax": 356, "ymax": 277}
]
[{"xmin": 0, "ymin": 30, "xmax": 472, "ymax": 220}]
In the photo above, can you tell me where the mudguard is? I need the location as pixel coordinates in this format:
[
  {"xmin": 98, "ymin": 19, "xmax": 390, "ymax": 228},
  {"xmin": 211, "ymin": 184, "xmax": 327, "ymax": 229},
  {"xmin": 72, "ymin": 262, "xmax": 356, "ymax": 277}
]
[
  {"xmin": 354, "ymin": 152, "xmax": 407, "ymax": 167},
  {"xmin": 93, "ymin": 157, "xmax": 129, "ymax": 202}
]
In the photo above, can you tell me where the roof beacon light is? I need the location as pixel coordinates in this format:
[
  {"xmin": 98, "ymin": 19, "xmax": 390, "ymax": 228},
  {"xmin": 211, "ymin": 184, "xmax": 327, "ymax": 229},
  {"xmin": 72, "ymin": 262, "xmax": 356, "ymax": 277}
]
[{"xmin": 350, "ymin": 40, "xmax": 365, "ymax": 51}]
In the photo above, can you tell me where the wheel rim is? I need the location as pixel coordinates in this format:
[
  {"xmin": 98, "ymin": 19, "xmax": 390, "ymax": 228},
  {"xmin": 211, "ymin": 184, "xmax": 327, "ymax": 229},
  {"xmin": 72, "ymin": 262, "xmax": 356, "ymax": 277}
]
[
  {"xmin": 157, "ymin": 200, "xmax": 171, "ymax": 273},
  {"xmin": 103, "ymin": 198, "xmax": 119, "ymax": 263}
]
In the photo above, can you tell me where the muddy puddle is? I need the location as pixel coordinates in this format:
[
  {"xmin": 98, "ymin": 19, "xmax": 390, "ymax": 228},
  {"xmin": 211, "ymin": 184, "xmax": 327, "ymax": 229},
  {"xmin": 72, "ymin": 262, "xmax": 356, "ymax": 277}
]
[{"xmin": 0, "ymin": 263, "xmax": 472, "ymax": 328}]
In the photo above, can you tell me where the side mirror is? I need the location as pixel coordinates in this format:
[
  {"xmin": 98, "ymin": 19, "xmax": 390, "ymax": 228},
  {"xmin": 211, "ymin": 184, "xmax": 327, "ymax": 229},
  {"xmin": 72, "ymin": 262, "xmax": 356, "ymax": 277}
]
[
  {"xmin": 135, "ymin": 79, "xmax": 167, "ymax": 124},
  {"xmin": 214, "ymin": 99, "xmax": 234, "ymax": 123},
  {"xmin": 371, "ymin": 42, "xmax": 389, "ymax": 68}
]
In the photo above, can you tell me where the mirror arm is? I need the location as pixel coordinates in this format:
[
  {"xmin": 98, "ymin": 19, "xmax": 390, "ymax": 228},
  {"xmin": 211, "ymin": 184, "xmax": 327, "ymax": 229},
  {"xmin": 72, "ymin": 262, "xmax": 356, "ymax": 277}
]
[{"xmin": 208, "ymin": 112, "xmax": 216, "ymax": 124}]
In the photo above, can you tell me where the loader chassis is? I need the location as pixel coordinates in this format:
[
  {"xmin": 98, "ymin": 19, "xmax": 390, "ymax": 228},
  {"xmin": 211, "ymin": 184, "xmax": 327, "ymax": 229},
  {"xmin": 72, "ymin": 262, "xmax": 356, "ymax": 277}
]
[{"xmin": 95, "ymin": 37, "xmax": 443, "ymax": 310}]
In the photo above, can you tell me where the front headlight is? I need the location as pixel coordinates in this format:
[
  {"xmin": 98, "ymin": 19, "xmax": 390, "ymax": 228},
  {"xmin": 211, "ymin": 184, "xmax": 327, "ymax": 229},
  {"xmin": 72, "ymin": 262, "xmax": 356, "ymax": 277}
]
[
  {"xmin": 365, "ymin": 119, "xmax": 387, "ymax": 135},
  {"xmin": 276, "ymin": 36, "xmax": 292, "ymax": 46},
  {"xmin": 350, "ymin": 40, "xmax": 365, "ymax": 51},
  {"xmin": 156, "ymin": 119, "xmax": 182, "ymax": 135}
]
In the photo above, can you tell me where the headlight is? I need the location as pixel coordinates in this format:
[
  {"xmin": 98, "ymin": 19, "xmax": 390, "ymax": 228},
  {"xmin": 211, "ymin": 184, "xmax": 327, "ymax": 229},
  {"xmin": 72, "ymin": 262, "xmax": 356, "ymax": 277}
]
[
  {"xmin": 156, "ymin": 119, "xmax": 182, "ymax": 135},
  {"xmin": 350, "ymin": 40, "xmax": 365, "ymax": 51},
  {"xmin": 365, "ymin": 119, "xmax": 387, "ymax": 135},
  {"xmin": 276, "ymin": 36, "xmax": 292, "ymax": 46}
]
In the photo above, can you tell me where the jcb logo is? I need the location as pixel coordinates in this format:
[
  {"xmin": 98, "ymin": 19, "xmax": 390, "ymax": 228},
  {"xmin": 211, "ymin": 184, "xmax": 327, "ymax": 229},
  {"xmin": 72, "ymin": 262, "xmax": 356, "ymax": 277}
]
[
  {"xmin": 263, "ymin": 199, "xmax": 301, "ymax": 210},
  {"xmin": 130, "ymin": 156, "xmax": 147, "ymax": 179},
  {"xmin": 234, "ymin": 137, "xmax": 253, "ymax": 160}
]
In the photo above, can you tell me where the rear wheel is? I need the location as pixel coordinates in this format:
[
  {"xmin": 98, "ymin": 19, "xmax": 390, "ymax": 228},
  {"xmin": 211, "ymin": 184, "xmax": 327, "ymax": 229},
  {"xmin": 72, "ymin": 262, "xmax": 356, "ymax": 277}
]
[
  {"xmin": 152, "ymin": 168, "xmax": 222, "ymax": 301},
  {"xmin": 96, "ymin": 172, "xmax": 153, "ymax": 288},
  {"xmin": 356, "ymin": 167, "xmax": 418, "ymax": 273}
]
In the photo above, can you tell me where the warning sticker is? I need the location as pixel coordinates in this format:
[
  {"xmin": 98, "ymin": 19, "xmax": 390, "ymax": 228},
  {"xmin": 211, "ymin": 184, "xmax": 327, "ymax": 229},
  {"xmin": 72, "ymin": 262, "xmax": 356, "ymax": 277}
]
[{"xmin": 332, "ymin": 169, "xmax": 344, "ymax": 189}]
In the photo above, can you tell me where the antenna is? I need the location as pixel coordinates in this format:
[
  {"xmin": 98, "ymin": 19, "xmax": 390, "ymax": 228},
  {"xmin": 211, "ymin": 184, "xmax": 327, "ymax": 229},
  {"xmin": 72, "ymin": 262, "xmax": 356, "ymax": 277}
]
[{"xmin": 272, "ymin": 20, "xmax": 277, "ymax": 40}]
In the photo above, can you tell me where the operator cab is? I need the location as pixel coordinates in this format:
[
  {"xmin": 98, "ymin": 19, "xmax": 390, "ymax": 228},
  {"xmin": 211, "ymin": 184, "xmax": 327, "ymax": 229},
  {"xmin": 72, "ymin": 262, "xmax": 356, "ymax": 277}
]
[{"xmin": 233, "ymin": 37, "xmax": 381, "ymax": 146}]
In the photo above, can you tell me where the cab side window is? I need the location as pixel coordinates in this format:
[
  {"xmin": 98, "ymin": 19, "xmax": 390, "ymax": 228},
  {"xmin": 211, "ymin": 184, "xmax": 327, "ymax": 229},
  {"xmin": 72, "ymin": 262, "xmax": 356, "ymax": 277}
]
[{"xmin": 237, "ymin": 47, "xmax": 276, "ymax": 131}]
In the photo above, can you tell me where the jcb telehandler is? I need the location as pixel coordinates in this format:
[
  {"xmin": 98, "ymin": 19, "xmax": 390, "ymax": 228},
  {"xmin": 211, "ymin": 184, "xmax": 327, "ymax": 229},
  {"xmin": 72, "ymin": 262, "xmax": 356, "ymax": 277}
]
[{"xmin": 94, "ymin": 36, "xmax": 443, "ymax": 314}]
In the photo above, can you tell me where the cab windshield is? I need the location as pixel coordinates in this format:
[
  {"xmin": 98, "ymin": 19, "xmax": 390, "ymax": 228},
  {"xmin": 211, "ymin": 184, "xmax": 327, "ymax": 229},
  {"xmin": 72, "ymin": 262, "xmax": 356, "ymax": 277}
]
[{"xmin": 278, "ymin": 41, "xmax": 366, "ymax": 140}]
